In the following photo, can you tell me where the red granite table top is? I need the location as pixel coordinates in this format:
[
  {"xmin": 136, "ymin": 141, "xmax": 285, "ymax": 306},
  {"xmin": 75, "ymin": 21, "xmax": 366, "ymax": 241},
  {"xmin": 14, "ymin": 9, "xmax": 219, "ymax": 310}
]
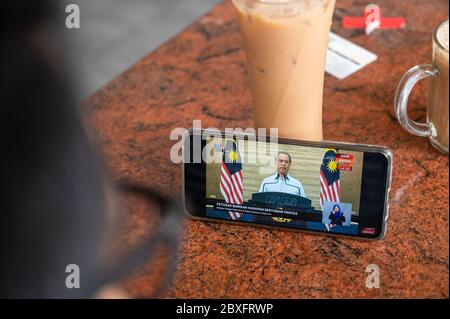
[{"xmin": 84, "ymin": 0, "xmax": 449, "ymax": 298}]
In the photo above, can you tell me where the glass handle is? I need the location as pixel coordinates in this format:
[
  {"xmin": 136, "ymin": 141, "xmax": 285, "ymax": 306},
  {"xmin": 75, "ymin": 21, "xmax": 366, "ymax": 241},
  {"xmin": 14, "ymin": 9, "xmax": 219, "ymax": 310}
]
[{"xmin": 394, "ymin": 64, "xmax": 440, "ymax": 137}]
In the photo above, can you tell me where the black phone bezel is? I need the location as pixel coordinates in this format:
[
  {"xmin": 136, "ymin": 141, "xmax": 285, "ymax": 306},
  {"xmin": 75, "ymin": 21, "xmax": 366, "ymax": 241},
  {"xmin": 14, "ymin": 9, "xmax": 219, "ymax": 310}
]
[{"xmin": 183, "ymin": 130, "xmax": 391, "ymax": 240}]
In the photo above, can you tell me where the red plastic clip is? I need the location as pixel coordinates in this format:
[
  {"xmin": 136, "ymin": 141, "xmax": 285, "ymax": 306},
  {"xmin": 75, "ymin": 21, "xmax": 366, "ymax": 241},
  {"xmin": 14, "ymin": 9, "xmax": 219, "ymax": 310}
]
[{"xmin": 342, "ymin": 4, "xmax": 406, "ymax": 34}]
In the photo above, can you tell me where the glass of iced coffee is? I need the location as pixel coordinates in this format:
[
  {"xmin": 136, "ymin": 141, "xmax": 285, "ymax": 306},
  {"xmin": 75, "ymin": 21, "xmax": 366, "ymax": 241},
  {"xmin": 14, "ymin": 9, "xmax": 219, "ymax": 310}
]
[
  {"xmin": 395, "ymin": 19, "xmax": 449, "ymax": 154},
  {"xmin": 232, "ymin": 0, "xmax": 336, "ymax": 141}
]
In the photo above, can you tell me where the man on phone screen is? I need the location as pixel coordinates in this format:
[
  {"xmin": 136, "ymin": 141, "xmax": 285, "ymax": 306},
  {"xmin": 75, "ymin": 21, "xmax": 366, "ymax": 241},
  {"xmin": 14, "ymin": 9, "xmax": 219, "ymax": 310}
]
[{"xmin": 259, "ymin": 152, "xmax": 306, "ymax": 197}]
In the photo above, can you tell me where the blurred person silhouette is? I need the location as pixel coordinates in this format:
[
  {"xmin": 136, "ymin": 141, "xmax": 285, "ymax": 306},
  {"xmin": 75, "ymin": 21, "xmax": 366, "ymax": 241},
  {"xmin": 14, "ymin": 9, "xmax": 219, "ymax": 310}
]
[{"xmin": 1, "ymin": 0, "xmax": 181, "ymax": 298}]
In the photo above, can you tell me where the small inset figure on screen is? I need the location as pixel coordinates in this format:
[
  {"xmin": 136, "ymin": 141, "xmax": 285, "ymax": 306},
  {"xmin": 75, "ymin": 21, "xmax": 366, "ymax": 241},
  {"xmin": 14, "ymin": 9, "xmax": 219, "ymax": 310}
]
[
  {"xmin": 328, "ymin": 204, "xmax": 346, "ymax": 226},
  {"xmin": 322, "ymin": 201, "xmax": 352, "ymax": 232}
]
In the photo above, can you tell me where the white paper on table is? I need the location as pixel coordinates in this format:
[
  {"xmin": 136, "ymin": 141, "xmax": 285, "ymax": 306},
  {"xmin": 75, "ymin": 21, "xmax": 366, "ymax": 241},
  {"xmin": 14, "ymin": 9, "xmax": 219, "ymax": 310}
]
[{"xmin": 326, "ymin": 32, "xmax": 378, "ymax": 80}]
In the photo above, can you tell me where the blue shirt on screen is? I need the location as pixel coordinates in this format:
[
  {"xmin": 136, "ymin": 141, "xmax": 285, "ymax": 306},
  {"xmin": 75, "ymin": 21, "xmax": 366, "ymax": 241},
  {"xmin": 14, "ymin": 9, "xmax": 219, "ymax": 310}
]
[{"xmin": 259, "ymin": 173, "xmax": 306, "ymax": 197}]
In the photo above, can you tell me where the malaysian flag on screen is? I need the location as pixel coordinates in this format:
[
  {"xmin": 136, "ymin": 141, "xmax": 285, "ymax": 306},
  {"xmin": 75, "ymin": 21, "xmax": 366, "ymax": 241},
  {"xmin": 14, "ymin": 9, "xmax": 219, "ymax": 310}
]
[
  {"xmin": 220, "ymin": 138, "xmax": 243, "ymax": 220},
  {"xmin": 320, "ymin": 149, "xmax": 341, "ymax": 208}
]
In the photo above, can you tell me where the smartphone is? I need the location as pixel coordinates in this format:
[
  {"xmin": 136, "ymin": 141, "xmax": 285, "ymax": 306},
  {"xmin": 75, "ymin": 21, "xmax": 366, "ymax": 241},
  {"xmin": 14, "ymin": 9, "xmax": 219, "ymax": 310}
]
[{"xmin": 182, "ymin": 129, "xmax": 393, "ymax": 240}]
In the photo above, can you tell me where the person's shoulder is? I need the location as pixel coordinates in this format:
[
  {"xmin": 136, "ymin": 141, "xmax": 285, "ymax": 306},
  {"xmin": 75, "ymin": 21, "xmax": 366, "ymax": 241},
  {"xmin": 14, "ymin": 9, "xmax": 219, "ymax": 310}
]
[
  {"xmin": 261, "ymin": 174, "xmax": 277, "ymax": 184},
  {"xmin": 288, "ymin": 175, "xmax": 303, "ymax": 186}
]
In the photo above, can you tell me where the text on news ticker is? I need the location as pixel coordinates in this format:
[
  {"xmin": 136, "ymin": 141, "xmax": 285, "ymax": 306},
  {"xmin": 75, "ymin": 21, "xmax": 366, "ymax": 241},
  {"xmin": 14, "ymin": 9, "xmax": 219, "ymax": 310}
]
[{"xmin": 176, "ymin": 303, "xmax": 274, "ymax": 317}]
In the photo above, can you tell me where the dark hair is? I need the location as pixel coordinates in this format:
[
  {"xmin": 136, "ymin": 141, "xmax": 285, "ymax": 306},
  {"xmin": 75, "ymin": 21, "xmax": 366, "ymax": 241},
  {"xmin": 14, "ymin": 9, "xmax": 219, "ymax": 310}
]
[
  {"xmin": 277, "ymin": 152, "xmax": 292, "ymax": 164},
  {"xmin": 332, "ymin": 204, "xmax": 341, "ymax": 214},
  {"xmin": 1, "ymin": 0, "xmax": 109, "ymax": 298},
  {"xmin": 1, "ymin": 0, "xmax": 182, "ymax": 299}
]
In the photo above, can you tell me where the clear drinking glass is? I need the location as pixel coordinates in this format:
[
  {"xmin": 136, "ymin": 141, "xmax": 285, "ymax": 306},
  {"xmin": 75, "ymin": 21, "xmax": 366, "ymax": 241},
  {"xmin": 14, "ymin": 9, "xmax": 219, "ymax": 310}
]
[{"xmin": 232, "ymin": 0, "xmax": 336, "ymax": 141}]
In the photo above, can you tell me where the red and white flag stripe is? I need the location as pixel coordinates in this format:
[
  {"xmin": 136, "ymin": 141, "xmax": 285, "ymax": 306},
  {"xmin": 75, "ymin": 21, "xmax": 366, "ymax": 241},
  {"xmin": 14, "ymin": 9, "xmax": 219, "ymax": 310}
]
[
  {"xmin": 220, "ymin": 164, "xmax": 244, "ymax": 220},
  {"xmin": 319, "ymin": 170, "xmax": 340, "ymax": 208}
]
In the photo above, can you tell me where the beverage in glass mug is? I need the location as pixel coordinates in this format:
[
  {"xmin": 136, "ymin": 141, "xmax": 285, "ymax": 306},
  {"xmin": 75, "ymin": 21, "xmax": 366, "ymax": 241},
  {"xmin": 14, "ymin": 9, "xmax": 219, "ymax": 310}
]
[
  {"xmin": 428, "ymin": 20, "xmax": 449, "ymax": 152},
  {"xmin": 395, "ymin": 19, "xmax": 449, "ymax": 154},
  {"xmin": 232, "ymin": 0, "xmax": 336, "ymax": 141}
]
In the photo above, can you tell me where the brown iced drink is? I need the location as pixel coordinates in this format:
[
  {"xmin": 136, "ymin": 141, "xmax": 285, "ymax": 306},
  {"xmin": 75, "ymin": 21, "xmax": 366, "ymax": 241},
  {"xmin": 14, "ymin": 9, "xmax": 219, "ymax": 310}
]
[
  {"xmin": 428, "ymin": 19, "xmax": 449, "ymax": 152},
  {"xmin": 233, "ymin": 0, "xmax": 336, "ymax": 141}
]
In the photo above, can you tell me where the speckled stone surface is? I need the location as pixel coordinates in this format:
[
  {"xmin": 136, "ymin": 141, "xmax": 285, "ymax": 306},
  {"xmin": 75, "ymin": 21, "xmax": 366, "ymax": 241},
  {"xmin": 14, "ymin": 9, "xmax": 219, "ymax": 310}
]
[{"xmin": 84, "ymin": 0, "xmax": 449, "ymax": 298}]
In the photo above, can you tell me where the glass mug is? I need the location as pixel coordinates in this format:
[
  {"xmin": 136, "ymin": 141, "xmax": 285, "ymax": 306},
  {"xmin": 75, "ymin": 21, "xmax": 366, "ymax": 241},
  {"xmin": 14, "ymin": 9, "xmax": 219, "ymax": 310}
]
[
  {"xmin": 395, "ymin": 19, "xmax": 449, "ymax": 154},
  {"xmin": 232, "ymin": 0, "xmax": 336, "ymax": 141}
]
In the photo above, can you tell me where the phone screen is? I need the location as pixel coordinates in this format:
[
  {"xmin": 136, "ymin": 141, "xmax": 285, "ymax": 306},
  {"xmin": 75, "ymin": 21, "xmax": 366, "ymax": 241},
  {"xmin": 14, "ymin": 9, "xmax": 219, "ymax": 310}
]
[{"xmin": 184, "ymin": 132, "xmax": 391, "ymax": 239}]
